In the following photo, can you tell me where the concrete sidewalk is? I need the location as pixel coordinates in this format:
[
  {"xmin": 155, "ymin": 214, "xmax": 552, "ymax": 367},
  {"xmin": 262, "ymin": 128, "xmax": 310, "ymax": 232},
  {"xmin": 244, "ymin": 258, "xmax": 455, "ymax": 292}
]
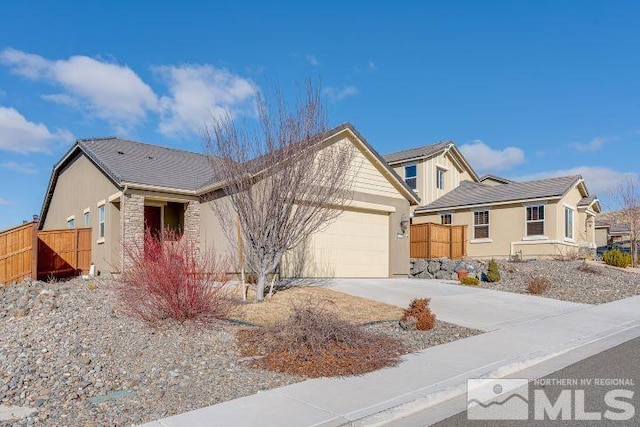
[
  {"xmin": 139, "ymin": 295, "xmax": 640, "ymax": 427},
  {"xmin": 325, "ymin": 278, "xmax": 588, "ymax": 331}
]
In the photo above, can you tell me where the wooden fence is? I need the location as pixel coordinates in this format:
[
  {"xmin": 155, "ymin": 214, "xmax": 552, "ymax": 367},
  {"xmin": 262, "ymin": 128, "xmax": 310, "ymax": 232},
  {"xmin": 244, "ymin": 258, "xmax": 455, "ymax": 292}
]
[
  {"xmin": 0, "ymin": 222, "xmax": 92, "ymax": 285},
  {"xmin": 410, "ymin": 222, "xmax": 467, "ymax": 259},
  {"xmin": 0, "ymin": 222, "xmax": 38, "ymax": 285}
]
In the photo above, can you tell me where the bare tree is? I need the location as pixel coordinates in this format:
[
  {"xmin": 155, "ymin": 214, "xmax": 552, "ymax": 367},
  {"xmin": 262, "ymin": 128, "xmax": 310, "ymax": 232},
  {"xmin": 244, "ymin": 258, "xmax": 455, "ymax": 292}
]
[
  {"xmin": 204, "ymin": 83, "xmax": 356, "ymax": 301},
  {"xmin": 609, "ymin": 176, "xmax": 640, "ymax": 267}
]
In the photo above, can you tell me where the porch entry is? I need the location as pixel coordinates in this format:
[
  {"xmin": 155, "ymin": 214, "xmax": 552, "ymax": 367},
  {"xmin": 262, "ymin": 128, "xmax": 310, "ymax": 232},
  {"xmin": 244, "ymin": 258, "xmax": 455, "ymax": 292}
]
[{"xmin": 143, "ymin": 201, "xmax": 187, "ymax": 248}]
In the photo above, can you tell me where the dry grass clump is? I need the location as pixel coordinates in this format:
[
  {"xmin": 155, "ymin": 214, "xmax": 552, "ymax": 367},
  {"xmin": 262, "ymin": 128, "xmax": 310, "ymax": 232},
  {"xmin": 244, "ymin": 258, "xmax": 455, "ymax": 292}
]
[
  {"xmin": 237, "ymin": 300, "xmax": 403, "ymax": 377},
  {"xmin": 400, "ymin": 298, "xmax": 436, "ymax": 330},
  {"xmin": 576, "ymin": 261, "xmax": 602, "ymax": 275},
  {"xmin": 527, "ymin": 277, "xmax": 551, "ymax": 295},
  {"xmin": 460, "ymin": 277, "xmax": 480, "ymax": 286}
]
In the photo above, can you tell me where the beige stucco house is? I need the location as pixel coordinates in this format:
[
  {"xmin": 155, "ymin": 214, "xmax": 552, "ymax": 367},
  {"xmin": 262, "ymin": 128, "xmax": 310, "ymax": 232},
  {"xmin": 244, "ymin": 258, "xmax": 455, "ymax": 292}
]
[
  {"xmin": 384, "ymin": 142, "xmax": 601, "ymax": 259},
  {"xmin": 39, "ymin": 124, "xmax": 420, "ymax": 278}
]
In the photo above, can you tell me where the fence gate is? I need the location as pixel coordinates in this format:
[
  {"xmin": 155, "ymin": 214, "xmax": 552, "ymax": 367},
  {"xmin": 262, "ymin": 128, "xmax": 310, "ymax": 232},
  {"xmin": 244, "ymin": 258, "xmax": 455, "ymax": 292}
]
[
  {"xmin": 410, "ymin": 222, "xmax": 467, "ymax": 259},
  {"xmin": 0, "ymin": 222, "xmax": 38, "ymax": 285}
]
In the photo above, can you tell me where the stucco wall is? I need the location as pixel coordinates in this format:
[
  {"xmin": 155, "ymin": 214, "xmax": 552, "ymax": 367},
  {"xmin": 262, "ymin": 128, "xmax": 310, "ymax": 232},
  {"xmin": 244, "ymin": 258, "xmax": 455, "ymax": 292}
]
[{"xmin": 42, "ymin": 153, "xmax": 121, "ymax": 275}]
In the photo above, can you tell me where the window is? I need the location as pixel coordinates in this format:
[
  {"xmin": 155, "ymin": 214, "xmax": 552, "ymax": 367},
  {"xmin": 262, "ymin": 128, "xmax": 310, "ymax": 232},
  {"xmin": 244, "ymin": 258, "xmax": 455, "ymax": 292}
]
[
  {"xmin": 404, "ymin": 165, "xmax": 417, "ymax": 190},
  {"xmin": 441, "ymin": 214, "xmax": 452, "ymax": 225},
  {"xmin": 526, "ymin": 205, "xmax": 545, "ymax": 236},
  {"xmin": 436, "ymin": 168, "xmax": 445, "ymax": 190},
  {"xmin": 98, "ymin": 205, "xmax": 105, "ymax": 239},
  {"xmin": 84, "ymin": 211, "xmax": 90, "ymax": 227},
  {"xmin": 474, "ymin": 211, "xmax": 489, "ymax": 239},
  {"xmin": 565, "ymin": 207, "xmax": 574, "ymax": 239},
  {"xmin": 67, "ymin": 218, "xmax": 75, "ymax": 229}
]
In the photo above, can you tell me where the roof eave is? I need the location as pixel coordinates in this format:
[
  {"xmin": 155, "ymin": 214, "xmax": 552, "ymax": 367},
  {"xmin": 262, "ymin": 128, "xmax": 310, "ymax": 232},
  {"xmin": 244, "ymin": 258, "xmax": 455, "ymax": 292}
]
[{"xmin": 415, "ymin": 195, "xmax": 563, "ymax": 214}]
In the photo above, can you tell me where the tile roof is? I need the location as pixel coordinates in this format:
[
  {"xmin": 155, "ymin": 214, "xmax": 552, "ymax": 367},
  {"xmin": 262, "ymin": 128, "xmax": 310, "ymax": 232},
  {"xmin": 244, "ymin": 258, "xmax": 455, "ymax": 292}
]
[
  {"xmin": 479, "ymin": 174, "xmax": 514, "ymax": 184},
  {"xmin": 78, "ymin": 137, "xmax": 221, "ymax": 191},
  {"xmin": 383, "ymin": 141, "xmax": 452, "ymax": 164},
  {"xmin": 578, "ymin": 195, "xmax": 597, "ymax": 207},
  {"xmin": 416, "ymin": 175, "xmax": 583, "ymax": 212}
]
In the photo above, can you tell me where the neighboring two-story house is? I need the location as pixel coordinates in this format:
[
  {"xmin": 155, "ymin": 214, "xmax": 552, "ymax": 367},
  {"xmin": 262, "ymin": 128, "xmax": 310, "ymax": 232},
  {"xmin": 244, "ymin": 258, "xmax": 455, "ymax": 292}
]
[{"xmin": 384, "ymin": 142, "xmax": 600, "ymax": 259}]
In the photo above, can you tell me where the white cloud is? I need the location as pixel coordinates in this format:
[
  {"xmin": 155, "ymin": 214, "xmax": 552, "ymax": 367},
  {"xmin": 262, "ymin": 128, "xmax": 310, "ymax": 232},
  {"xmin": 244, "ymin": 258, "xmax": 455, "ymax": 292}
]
[
  {"xmin": 0, "ymin": 198, "xmax": 11, "ymax": 206},
  {"xmin": 0, "ymin": 106, "xmax": 73, "ymax": 153},
  {"xmin": 1, "ymin": 48, "xmax": 159, "ymax": 127},
  {"xmin": 571, "ymin": 136, "xmax": 618, "ymax": 152},
  {"xmin": 41, "ymin": 93, "xmax": 79, "ymax": 107},
  {"xmin": 515, "ymin": 166, "xmax": 638, "ymax": 197},
  {"xmin": 459, "ymin": 140, "xmax": 525, "ymax": 173},
  {"xmin": 367, "ymin": 61, "xmax": 376, "ymax": 72},
  {"xmin": 322, "ymin": 86, "xmax": 358, "ymax": 102},
  {"xmin": 155, "ymin": 64, "xmax": 257, "ymax": 136},
  {"xmin": 306, "ymin": 54, "xmax": 319, "ymax": 66},
  {"xmin": 2, "ymin": 161, "xmax": 37, "ymax": 174}
]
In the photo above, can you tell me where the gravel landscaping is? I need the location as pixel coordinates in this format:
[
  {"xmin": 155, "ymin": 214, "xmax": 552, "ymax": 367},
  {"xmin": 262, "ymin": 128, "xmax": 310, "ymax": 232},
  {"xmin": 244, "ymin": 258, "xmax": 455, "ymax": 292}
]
[
  {"xmin": 477, "ymin": 260, "xmax": 640, "ymax": 304},
  {"xmin": 1, "ymin": 278, "xmax": 479, "ymax": 426}
]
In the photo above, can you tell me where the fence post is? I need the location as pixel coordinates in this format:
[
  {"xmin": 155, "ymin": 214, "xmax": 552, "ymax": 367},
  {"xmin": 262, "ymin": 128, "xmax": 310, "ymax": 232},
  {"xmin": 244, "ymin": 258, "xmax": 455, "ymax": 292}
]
[
  {"xmin": 74, "ymin": 228, "xmax": 80, "ymax": 273},
  {"xmin": 31, "ymin": 221, "xmax": 38, "ymax": 280}
]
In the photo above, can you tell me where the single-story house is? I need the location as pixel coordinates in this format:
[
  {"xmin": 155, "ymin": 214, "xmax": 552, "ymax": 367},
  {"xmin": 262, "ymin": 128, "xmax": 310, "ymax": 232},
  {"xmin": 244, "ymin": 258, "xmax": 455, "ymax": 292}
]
[
  {"xmin": 595, "ymin": 220, "xmax": 632, "ymax": 248},
  {"xmin": 412, "ymin": 175, "xmax": 601, "ymax": 259},
  {"xmin": 39, "ymin": 123, "xmax": 420, "ymax": 278}
]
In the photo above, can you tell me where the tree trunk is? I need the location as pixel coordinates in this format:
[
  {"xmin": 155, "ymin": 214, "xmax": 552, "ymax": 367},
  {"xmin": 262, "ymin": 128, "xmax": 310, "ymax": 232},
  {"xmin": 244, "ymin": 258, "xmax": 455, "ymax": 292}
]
[{"xmin": 255, "ymin": 272, "xmax": 267, "ymax": 302}]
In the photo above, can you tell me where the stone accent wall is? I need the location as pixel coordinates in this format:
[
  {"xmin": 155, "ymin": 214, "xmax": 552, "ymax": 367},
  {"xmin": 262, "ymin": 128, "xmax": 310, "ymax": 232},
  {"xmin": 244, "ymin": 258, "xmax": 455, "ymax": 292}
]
[
  {"xmin": 121, "ymin": 193, "xmax": 144, "ymax": 271},
  {"xmin": 410, "ymin": 258, "xmax": 488, "ymax": 280},
  {"xmin": 183, "ymin": 200, "xmax": 201, "ymax": 247}
]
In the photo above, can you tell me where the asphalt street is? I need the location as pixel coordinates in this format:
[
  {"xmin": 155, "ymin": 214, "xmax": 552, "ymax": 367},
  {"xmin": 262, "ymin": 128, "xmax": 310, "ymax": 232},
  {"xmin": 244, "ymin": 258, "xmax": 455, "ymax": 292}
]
[{"xmin": 432, "ymin": 336, "xmax": 640, "ymax": 426}]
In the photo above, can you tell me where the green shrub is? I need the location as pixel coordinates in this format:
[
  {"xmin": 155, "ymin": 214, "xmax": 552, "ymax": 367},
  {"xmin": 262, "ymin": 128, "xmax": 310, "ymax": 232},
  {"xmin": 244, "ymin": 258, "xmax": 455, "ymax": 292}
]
[
  {"xmin": 486, "ymin": 259, "xmax": 501, "ymax": 282},
  {"xmin": 460, "ymin": 276, "xmax": 480, "ymax": 286},
  {"xmin": 603, "ymin": 250, "xmax": 632, "ymax": 268}
]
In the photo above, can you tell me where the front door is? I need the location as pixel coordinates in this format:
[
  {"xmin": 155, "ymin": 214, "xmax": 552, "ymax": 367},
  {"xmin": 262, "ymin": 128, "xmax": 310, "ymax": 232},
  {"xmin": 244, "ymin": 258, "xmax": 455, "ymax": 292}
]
[{"xmin": 144, "ymin": 206, "xmax": 162, "ymax": 254}]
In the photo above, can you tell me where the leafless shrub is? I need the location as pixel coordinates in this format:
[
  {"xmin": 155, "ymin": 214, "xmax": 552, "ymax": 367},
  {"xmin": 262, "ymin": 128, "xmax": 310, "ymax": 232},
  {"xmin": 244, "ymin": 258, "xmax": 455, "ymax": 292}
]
[
  {"xmin": 116, "ymin": 227, "xmax": 235, "ymax": 323},
  {"xmin": 527, "ymin": 277, "xmax": 551, "ymax": 295},
  {"xmin": 236, "ymin": 299, "xmax": 402, "ymax": 377}
]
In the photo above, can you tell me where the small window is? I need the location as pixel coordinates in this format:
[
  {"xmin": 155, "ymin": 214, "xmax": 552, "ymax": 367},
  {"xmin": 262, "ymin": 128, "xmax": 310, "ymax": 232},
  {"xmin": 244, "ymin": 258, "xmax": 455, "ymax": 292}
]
[
  {"xmin": 474, "ymin": 211, "xmax": 489, "ymax": 239},
  {"xmin": 67, "ymin": 218, "xmax": 75, "ymax": 229},
  {"xmin": 404, "ymin": 165, "xmax": 417, "ymax": 190},
  {"xmin": 436, "ymin": 168, "xmax": 445, "ymax": 190},
  {"xmin": 441, "ymin": 214, "xmax": 452, "ymax": 225},
  {"xmin": 526, "ymin": 205, "xmax": 545, "ymax": 236},
  {"xmin": 98, "ymin": 205, "xmax": 105, "ymax": 239},
  {"xmin": 565, "ymin": 207, "xmax": 574, "ymax": 239},
  {"xmin": 84, "ymin": 211, "xmax": 90, "ymax": 227}
]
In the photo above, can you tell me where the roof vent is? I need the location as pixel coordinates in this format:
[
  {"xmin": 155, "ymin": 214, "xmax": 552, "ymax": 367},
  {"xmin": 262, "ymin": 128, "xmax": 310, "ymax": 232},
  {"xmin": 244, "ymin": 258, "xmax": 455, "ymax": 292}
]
[
  {"xmin": 147, "ymin": 156, "xmax": 154, "ymax": 160},
  {"xmin": 117, "ymin": 150, "xmax": 124, "ymax": 155}
]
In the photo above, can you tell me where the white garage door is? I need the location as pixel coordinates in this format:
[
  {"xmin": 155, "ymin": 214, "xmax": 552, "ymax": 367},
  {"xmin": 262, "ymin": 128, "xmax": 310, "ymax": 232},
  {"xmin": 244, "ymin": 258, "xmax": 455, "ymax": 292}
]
[{"xmin": 283, "ymin": 209, "xmax": 389, "ymax": 278}]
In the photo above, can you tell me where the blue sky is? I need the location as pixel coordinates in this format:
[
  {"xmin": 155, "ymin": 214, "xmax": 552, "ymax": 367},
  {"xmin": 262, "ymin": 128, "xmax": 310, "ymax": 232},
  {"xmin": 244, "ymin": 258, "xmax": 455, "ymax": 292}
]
[{"xmin": 0, "ymin": 1, "xmax": 639, "ymax": 229}]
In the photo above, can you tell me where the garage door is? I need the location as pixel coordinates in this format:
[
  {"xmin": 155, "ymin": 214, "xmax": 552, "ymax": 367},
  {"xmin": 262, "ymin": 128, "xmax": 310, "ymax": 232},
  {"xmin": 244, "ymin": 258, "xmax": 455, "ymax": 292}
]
[{"xmin": 282, "ymin": 209, "xmax": 389, "ymax": 278}]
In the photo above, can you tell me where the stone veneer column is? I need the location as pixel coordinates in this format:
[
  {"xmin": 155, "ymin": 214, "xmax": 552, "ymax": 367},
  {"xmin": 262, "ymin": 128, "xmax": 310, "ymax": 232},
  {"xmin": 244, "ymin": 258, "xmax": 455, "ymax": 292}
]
[
  {"xmin": 183, "ymin": 200, "xmax": 201, "ymax": 248},
  {"xmin": 121, "ymin": 193, "xmax": 145, "ymax": 271}
]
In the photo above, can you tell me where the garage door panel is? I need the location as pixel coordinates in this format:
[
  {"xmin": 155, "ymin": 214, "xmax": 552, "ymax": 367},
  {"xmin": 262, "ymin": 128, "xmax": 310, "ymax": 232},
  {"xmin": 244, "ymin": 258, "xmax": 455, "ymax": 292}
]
[{"xmin": 282, "ymin": 210, "xmax": 389, "ymax": 278}]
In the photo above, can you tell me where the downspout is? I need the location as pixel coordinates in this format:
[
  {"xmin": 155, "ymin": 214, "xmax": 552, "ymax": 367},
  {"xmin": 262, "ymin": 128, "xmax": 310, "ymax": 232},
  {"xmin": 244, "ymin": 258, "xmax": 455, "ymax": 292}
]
[{"xmin": 121, "ymin": 184, "xmax": 128, "ymax": 272}]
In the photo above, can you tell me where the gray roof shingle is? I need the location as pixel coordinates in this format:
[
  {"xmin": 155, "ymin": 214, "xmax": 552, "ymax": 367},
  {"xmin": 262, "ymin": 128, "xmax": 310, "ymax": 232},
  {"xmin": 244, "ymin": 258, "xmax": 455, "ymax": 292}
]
[
  {"xmin": 383, "ymin": 141, "xmax": 452, "ymax": 164},
  {"xmin": 578, "ymin": 195, "xmax": 597, "ymax": 207},
  {"xmin": 416, "ymin": 175, "xmax": 583, "ymax": 212},
  {"xmin": 78, "ymin": 137, "xmax": 219, "ymax": 191}
]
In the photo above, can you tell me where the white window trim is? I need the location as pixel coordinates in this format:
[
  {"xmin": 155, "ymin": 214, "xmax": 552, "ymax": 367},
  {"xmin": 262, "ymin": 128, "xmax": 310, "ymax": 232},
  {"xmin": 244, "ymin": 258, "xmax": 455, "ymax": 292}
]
[
  {"xmin": 97, "ymin": 199, "xmax": 106, "ymax": 208},
  {"xmin": 473, "ymin": 209, "xmax": 490, "ymax": 240},
  {"xmin": 83, "ymin": 207, "xmax": 91, "ymax": 214},
  {"xmin": 525, "ymin": 204, "xmax": 546, "ymax": 237},
  {"xmin": 98, "ymin": 204, "xmax": 106, "ymax": 241},
  {"xmin": 440, "ymin": 213, "xmax": 453, "ymax": 225},
  {"xmin": 83, "ymin": 211, "xmax": 91, "ymax": 227},
  {"xmin": 564, "ymin": 205, "xmax": 575, "ymax": 241},
  {"xmin": 66, "ymin": 215, "xmax": 75, "ymax": 222},
  {"xmin": 404, "ymin": 164, "xmax": 417, "ymax": 190},
  {"xmin": 470, "ymin": 238, "xmax": 493, "ymax": 244},
  {"xmin": 436, "ymin": 167, "xmax": 446, "ymax": 190}
]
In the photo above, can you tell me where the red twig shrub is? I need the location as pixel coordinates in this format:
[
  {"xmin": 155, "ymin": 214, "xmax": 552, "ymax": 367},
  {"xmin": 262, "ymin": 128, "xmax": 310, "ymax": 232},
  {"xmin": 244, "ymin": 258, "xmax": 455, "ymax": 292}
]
[
  {"xmin": 116, "ymin": 228, "xmax": 235, "ymax": 323},
  {"xmin": 400, "ymin": 298, "xmax": 436, "ymax": 330},
  {"xmin": 527, "ymin": 277, "xmax": 550, "ymax": 295},
  {"xmin": 237, "ymin": 300, "xmax": 402, "ymax": 377}
]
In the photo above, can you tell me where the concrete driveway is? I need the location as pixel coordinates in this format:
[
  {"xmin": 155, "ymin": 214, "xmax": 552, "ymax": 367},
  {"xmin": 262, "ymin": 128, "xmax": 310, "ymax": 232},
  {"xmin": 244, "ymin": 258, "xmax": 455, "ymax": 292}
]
[{"xmin": 325, "ymin": 278, "xmax": 589, "ymax": 331}]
